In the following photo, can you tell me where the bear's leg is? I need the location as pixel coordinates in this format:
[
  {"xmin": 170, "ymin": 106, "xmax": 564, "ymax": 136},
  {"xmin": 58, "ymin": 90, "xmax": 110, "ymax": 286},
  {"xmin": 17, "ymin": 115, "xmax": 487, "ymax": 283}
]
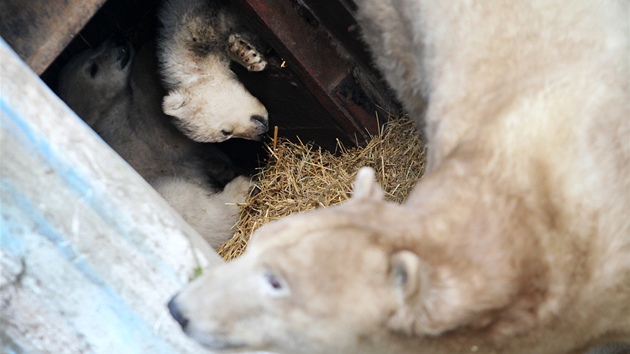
[{"xmin": 228, "ymin": 34, "xmax": 267, "ymax": 71}]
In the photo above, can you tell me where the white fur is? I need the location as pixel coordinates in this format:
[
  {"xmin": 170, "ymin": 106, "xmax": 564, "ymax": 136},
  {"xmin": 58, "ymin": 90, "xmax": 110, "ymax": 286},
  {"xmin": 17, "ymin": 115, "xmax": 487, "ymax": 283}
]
[
  {"xmin": 153, "ymin": 176, "xmax": 251, "ymax": 248},
  {"xmin": 157, "ymin": 0, "xmax": 269, "ymax": 142},
  {"xmin": 167, "ymin": 0, "xmax": 630, "ymax": 353},
  {"xmin": 57, "ymin": 38, "xmax": 247, "ymax": 249}
]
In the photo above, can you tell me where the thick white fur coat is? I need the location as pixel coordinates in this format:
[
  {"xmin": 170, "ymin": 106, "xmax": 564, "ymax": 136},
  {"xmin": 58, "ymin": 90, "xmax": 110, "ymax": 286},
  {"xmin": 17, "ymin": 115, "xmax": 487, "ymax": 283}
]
[
  {"xmin": 57, "ymin": 39, "xmax": 250, "ymax": 248},
  {"xmin": 167, "ymin": 0, "xmax": 630, "ymax": 353},
  {"xmin": 157, "ymin": 0, "xmax": 269, "ymax": 143}
]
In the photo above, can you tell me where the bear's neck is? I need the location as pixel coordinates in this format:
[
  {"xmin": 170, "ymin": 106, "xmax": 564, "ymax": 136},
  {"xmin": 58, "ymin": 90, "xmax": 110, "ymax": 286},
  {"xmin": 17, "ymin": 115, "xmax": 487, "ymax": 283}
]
[{"xmin": 393, "ymin": 155, "xmax": 558, "ymax": 337}]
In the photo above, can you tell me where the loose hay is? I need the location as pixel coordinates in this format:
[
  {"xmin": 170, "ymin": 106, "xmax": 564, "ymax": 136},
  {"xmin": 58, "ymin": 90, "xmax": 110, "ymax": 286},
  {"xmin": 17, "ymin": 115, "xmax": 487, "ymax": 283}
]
[{"xmin": 217, "ymin": 116, "xmax": 426, "ymax": 261}]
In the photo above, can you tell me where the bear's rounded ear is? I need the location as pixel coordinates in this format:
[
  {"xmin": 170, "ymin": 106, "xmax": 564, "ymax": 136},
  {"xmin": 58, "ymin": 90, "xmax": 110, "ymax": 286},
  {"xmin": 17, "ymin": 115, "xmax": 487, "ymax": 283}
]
[
  {"xmin": 163, "ymin": 89, "xmax": 188, "ymax": 117},
  {"xmin": 388, "ymin": 250, "xmax": 482, "ymax": 337},
  {"xmin": 390, "ymin": 250, "xmax": 422, "ymax": 299},
  {"xmin": 352, "ymin": 167, "xmax": 384, "ymax": 201},
  {"xmin": 389, "ymin": 249, "xmax": 449, "ymax": 336}
]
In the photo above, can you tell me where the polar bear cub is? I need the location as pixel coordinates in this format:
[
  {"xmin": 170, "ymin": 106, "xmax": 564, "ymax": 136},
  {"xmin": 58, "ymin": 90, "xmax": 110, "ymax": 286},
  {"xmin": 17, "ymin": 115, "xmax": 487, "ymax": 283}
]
[
  {"xmin": 57, "ymin": 37, "xmax": 250, "ymax": 248},
  {"xmin": 157, "ymin": 0, "xmax": 269, "ymax": 143}
]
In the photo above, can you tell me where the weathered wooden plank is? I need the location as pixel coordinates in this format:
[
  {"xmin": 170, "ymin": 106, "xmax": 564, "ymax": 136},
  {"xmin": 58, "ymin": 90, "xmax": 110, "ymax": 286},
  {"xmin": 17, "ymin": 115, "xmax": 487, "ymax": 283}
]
[
  {"xmin": 0, "ymin": 0, "xmax": 107, "ymax": 75},
  {"xmin": 0, "ymin": 38, "xmax": 221, "ymax": 353}
]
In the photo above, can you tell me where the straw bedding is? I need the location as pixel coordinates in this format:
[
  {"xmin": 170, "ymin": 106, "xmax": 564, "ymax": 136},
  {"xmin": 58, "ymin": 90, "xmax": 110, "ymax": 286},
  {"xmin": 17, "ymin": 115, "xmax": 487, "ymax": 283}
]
[{"xmin": 217, "ymin": 116, "xmax": 426, "ymax": 261}]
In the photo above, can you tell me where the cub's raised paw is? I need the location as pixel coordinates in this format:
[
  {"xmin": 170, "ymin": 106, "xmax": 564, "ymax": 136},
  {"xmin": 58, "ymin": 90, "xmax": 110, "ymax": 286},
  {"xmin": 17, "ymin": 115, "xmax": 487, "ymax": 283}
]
[{"xmin": 228, "ymin": 34, "xmax": 267, "ymax": 72}]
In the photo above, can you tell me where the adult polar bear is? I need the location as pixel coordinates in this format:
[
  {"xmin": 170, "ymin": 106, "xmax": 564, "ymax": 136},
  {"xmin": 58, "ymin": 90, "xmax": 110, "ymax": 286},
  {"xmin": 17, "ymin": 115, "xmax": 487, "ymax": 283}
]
[
  {"xmin": 167, "ymin": 0, "xmax": 630, "ymax": 353},
  {"xmin": 157, "ymin": 0, "xmax": 269, "ymax": 143}
]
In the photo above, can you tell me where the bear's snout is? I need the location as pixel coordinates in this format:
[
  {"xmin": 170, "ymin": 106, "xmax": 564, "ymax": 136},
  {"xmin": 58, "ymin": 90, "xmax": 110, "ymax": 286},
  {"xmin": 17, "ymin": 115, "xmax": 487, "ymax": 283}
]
[
  {"xmin": 251, "ymin": 114, "xmax": 269, "ymax": 141},
  {"xmin": 167, "ymin": 296, "xmax": 189, "ymax": 330},
  {"xmin": 251, "ymin": 114, "xmax": 269, "ymax": 129}
]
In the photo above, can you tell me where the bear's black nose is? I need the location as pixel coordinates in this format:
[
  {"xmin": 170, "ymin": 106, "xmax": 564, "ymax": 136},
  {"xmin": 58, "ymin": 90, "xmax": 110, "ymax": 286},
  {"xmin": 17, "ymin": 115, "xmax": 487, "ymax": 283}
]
[
  {"xmin": 251, "ymin": 115, "xmax": 268, "ymax": 128},
  {"xmin": 167, "ymin": 296, "xmax": 189, "ymax": 330}
]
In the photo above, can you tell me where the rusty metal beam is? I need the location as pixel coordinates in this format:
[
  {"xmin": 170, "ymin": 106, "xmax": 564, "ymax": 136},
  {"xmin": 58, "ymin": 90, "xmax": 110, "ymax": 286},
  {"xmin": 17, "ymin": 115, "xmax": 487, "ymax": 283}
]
[{"xmin": 233, "ymin": 0, "xmax": 378, "ymax": 143}]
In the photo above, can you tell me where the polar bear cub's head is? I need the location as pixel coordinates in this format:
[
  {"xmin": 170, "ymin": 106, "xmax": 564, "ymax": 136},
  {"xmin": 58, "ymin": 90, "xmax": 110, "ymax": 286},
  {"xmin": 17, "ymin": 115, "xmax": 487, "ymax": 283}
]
[
  {"xmin": 167, "ymin": 168, "xmax": 439, "ymax": 354},
  {"xmin": 57, "ymin": 38, "xmax": 134, "ymax": 127},
  {"xmin": 162, "ymin": 68, "xmax": 269, "ymax": 143}
]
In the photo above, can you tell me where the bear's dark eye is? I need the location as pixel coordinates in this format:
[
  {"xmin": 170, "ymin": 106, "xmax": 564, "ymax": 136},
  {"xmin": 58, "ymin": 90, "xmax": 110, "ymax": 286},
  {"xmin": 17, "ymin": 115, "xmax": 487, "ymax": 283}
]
[
  {"xmin": 221, "ymin": 129, "xmax": 232, "ymax": 137},
  {"xmin": 89, "ymin": 63, "xmax": 99, "ymax": 78},
  {"xmin": 265, "ymin": 273, "xmax": 283, "ymax": 291}
]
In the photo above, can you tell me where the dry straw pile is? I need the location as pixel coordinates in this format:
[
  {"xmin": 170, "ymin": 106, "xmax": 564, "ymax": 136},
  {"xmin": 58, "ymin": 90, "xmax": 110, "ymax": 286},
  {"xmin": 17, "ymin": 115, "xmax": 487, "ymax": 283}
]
[{"xmin": 217, "ymin": 116, "xmax": 426, "ymax": 261}]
